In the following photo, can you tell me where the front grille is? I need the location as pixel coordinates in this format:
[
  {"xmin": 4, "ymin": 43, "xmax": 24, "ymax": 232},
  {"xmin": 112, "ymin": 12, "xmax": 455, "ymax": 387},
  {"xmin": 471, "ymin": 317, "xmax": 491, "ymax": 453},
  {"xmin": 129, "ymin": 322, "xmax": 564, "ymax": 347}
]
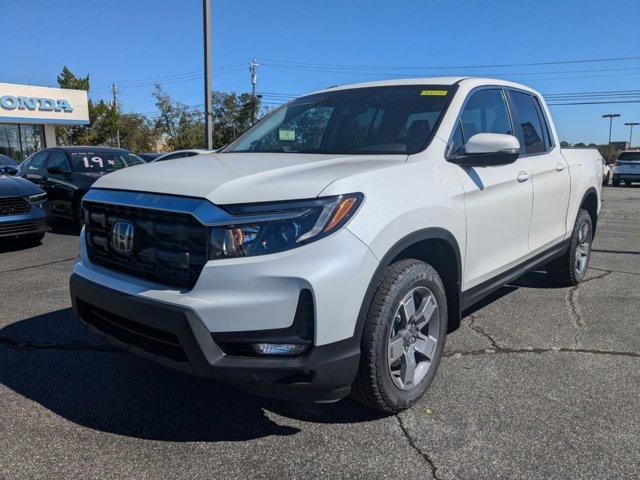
[
  {"xmin": 0, "ymin": 219, "xmax": 47, "ymax": 237},
  {"xmin": 77, "ymin": 299, "xmax": 187, "ymax": 362},
  {"xmin": 0, "ymin": 197, "xmax": 31, "ymax": 216},
  {"xmin": 84, "ymin": 200, "xmax": 209, "ymax": 290}
]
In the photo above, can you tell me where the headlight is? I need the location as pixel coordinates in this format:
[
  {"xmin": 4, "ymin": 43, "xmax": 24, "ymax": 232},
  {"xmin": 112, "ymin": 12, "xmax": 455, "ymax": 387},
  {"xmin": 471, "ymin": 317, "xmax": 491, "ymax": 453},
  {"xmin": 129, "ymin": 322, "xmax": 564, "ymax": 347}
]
[
  {"xmin": 28, "ymin": 193, "xmax": 47, "ymax": 204},
  {"xmin": 209, "ymin": 193, "xmax": 363, "ymax": 259}
]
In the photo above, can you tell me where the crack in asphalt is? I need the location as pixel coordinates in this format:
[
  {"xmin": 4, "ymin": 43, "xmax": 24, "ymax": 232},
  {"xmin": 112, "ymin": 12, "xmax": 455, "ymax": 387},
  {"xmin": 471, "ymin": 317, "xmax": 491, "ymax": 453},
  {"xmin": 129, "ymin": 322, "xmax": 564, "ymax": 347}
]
[
  {"xmin": 467, "ymin": 313, "xmax": 502, "ymax": 351},
  {"xmin": 0, "ymin": 256, "xmax": 76, "ymax": 274},
  {"xmin": 444, "ymin": 346, "xmax": 640, "ymax": 359},
  {"xmin": 395, "ymin": 414, "xmax": 441, "ymax": 480},
  {"xmin": 0, "ymin": 335, "xmax": 121, "ymax": 353},
  {"xmin": 589, "ymin": 266, "xmax": 640, "ymax": 277},
  {"xmin": 565, "ymin": 270, "xmax": 612, "ymax": 347}
]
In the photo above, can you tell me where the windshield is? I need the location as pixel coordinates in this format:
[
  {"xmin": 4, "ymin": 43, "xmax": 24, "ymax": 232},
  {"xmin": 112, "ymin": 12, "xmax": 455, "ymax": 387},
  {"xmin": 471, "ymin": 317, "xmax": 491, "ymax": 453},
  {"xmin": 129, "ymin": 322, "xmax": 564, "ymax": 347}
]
[
  {"xmin": 69, "ymin": 151, "xmax": 145, "ymax": 173},
  {"xmin": 618, "ymin": 152, "xmax": 640, "ymax": 162},
  {"xmin": 224, "ymin": 85, "xmax": 455, "ymax": 155}
]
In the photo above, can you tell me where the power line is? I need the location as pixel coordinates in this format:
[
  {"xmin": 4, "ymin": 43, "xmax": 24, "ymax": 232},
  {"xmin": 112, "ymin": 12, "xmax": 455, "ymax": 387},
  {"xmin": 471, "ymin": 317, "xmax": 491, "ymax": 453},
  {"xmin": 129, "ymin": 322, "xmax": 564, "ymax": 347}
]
[{"xmin": 260, "ymin": 55, "xmax": 640, "ymax": 72}]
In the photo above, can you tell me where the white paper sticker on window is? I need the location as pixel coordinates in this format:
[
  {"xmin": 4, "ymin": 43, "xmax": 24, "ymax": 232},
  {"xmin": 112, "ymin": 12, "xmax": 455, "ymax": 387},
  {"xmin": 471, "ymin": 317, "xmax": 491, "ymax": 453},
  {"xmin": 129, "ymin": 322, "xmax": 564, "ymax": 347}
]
[{"xmin": 279, "ymin": 129, "xmax": 295, "ymax": 141}]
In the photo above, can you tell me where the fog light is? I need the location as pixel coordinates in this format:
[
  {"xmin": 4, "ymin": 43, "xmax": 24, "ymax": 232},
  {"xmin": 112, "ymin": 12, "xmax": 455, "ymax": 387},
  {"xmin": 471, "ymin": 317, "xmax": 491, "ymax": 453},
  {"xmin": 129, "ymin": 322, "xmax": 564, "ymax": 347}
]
[{"xmin": 252, "ymin": 343, "xmax": 309, "ymax": 356}]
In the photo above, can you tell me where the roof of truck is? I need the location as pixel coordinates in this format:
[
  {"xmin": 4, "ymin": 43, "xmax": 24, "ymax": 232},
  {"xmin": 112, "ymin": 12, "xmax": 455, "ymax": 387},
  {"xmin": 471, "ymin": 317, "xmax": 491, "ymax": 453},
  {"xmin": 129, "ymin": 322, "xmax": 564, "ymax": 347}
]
[{"xmin": 304, "ymin": 76, "xmax": 538, "ymax": 97}]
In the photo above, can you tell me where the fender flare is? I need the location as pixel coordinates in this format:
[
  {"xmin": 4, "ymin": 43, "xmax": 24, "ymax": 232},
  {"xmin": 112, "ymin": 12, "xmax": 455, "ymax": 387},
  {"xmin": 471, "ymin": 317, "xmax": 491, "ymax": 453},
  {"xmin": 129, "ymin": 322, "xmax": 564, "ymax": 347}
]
[
  {"xmin": 577, "ymin": 186, "xmax": 599, "ymax": 234},
  {"xmin": 353, "ymin": 227, "xmax": 462, "ymax": 340}
]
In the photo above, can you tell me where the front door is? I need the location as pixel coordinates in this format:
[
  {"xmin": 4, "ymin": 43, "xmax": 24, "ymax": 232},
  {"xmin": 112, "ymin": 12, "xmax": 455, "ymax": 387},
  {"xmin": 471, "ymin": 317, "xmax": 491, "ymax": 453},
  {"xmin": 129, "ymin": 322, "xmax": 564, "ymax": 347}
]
[
  {"xmin": 448, "ymin": 88, "xmax": 534, "ymax": 289},
  {"xmin": 43, "ymin": 150, "xmax": 75, "ymax": 218}
]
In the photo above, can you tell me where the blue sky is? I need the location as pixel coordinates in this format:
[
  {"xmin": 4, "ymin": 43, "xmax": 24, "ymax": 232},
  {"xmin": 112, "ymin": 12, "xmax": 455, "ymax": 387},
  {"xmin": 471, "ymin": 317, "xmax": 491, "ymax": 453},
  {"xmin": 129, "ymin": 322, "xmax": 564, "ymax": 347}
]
[{"xmin": 3, "ymin": 0, "xmax": 639, "ymax": 144}]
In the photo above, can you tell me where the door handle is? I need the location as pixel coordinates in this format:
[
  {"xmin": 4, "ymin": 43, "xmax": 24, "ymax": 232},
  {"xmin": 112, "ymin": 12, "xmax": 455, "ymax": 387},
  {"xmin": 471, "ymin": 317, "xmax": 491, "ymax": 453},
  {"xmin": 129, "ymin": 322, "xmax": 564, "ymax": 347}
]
[
  {"xmin": 517, "ymin": 170, "xmax": 530, "ymax": 182},
  {"xmin": 555, "ymin": 163, "xmax": 566, "ymax": 171}
]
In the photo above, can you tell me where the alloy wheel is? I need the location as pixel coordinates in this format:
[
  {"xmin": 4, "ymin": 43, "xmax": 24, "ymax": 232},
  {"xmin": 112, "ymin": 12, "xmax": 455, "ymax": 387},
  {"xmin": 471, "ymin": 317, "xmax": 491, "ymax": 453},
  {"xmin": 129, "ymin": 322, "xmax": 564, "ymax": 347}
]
[
  {"xmin": 387, "ymin": 286, "xmax": 440, "ymax": 390},
  {"xmin": 575, "ymin": 221, "xmax": 591, "ymax": 275}
]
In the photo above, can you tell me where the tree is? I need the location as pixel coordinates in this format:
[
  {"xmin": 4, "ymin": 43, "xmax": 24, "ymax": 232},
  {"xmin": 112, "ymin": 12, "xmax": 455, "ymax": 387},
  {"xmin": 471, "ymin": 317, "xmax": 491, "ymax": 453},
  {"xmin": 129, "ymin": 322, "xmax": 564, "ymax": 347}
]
[
  {"xmin": 560, "ymin": 141, "xmax": 571, "ymax": 148},
  {"xmin": 152, "ymin": 86, "xmax": 260, "ymax": 150},
  {"xmin": 598, "ymin": 144, "xmax": 617, "ymax": 162},
  {"xmin": 573, "ymin": 142, "xmax": 587, "ymax": 148},
  {"xmin": 153, "ymin": 86, "xmax": 204, "ymax": 150},
  {"xmin": 118, "ymin": 113, "xmax": 161, "ymax": 152},
  {"xmin": 55, "ymin": 66, "xmax": 118, "ymax": 146}
]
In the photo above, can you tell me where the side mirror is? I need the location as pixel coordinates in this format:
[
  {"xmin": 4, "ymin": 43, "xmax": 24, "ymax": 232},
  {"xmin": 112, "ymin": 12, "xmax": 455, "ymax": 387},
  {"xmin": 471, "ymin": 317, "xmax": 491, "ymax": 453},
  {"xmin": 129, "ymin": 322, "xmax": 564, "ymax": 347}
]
[
  {"xmin": 1, "ymin": 166, "xmax": 18, "ymax": 175},
  {"xmin": 47, "ymin": 165, "xmax": 69, "ymax": 175},
  {"xmin": 448, "ymin": 133, "xmax": 520, "ymax": 167}
]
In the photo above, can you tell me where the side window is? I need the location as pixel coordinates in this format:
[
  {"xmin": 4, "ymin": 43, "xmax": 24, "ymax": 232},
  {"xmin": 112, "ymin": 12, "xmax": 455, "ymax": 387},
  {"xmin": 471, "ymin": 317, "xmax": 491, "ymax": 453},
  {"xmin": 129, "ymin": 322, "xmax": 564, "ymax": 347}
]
[
  {"xmin": 450, "ymin": 89, "xmax": 512, "ymax": 156},
  {"xmin": 29, "ymin": 151, "xmax": 49, "ymax": 170},
  {"xmin": 47, "ymin": 151, "xmax": 70, "ymax": 171},
  {"xmin": 533, "ymin": 96, "xmax": 553, "ymax": 149},
  {"xmin": 508, "ymin": 91, "xmax": 546, "ymax": 155}
]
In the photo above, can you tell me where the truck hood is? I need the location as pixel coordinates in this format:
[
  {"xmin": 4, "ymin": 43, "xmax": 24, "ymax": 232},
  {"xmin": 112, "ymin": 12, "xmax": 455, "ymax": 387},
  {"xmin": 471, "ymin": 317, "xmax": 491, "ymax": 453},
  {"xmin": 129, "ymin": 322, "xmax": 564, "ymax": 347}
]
[{"xmin": 92, "ymin": 152, "xmax": 406, "ymax": 204}]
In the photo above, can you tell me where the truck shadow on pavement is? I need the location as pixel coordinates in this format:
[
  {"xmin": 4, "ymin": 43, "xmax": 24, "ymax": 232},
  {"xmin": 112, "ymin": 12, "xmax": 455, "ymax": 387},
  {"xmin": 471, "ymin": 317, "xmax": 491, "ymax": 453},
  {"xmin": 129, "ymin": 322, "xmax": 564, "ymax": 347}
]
[{"xmin": 0, "ymin": 309, "xmax": 383, "ymax": 442}]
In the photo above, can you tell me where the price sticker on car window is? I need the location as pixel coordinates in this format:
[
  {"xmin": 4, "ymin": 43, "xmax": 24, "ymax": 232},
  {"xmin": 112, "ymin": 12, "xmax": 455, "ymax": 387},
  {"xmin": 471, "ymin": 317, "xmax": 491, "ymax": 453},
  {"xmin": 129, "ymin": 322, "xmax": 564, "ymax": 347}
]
[
  {"xmin": 279, "ymin": 129, "xmax": 296, "ymax": 141},
  {"xmin": 420, "ymin": 90, "xmax": 448, "ymax": 96}
]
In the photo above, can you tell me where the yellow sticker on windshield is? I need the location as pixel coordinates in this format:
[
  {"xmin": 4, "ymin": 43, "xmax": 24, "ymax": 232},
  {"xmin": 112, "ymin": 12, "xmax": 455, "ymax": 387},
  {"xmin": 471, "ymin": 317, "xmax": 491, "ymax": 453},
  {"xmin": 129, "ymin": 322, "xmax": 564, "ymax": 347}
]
[{"xmin": 420, "ymin": 90, "xmax": 448, "ymax": 96}]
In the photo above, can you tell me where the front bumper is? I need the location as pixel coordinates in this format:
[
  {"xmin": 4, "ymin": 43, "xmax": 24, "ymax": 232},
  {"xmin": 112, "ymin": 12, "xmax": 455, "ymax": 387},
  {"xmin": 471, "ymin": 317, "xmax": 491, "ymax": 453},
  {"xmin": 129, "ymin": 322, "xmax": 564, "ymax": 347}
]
[
  {"xmin": 0, "ymin": 204, "xmax": 50, "ymax": 238},
  {"xmin": 613, "ymin": 171, "xmax": 640, "ymax": 182},
  {"xmin": 70, "ymin": 274, "xmax": 360, "ymax": 402}
]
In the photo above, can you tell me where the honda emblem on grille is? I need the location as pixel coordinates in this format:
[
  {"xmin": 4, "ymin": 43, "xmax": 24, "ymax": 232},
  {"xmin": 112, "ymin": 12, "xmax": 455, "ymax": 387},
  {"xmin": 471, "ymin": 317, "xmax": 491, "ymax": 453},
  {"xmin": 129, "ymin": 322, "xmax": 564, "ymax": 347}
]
[{"xmin": 111, "ymin": 220, "xmax": 135, "ymax": 255}]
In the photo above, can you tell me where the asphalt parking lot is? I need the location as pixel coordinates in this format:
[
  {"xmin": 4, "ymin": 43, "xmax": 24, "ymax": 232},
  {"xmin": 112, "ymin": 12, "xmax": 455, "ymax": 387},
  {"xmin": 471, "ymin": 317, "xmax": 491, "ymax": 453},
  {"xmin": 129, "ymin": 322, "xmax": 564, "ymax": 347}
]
[{"xmin": 1, "ymin": 186, "xmax": 638, "ymax": 480}]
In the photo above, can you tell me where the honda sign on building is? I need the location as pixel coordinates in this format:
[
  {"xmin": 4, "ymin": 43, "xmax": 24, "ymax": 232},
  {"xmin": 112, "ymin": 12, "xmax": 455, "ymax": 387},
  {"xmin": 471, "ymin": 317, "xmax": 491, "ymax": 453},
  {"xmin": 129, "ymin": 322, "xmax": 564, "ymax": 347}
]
[{"xmin": 0, "ymin": 82, "xmax": 89, "ymax": 161}]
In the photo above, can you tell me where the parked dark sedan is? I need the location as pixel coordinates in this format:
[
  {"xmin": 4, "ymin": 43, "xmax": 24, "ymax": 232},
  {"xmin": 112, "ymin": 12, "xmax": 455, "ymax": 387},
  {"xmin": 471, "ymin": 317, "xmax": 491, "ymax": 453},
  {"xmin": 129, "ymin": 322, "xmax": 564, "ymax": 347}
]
[
  {"xmin": 20, "ymin": 147, "xmax": 145, "ymax": 225},
  {"xmin": 0, "ymin": 169, "xmax": 50, "ymax": 243}
]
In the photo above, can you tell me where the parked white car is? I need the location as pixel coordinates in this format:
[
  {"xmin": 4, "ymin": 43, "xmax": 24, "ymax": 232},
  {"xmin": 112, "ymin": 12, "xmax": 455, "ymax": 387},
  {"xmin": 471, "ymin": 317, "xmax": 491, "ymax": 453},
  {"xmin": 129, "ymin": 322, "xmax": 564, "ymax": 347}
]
[
  {"xmin": 602, "ymin": 158, "xmax": 611, "ymax": 185},
  {"xmin": 70, "ymin": 77, "xmax": 602, "ymax": 412},
  {"xmin": 612, "ymin": 151, "xmax": 640, "ymax": 186},
  {"xmin": 152, "ymin": 149, "xmax": 211, "ymax": 162}
]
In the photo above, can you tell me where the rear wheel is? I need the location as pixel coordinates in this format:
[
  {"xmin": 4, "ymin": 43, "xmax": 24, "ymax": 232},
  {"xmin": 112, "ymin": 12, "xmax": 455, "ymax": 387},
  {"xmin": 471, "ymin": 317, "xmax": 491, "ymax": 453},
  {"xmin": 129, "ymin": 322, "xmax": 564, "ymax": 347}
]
[
  {"xmin": 351, "ymin": 259, "xmax": 447, "ymax": 413},
  {"xmin": 547, "ymin": 209, "xmax": 592, "ymax": 286},
  {"xmin": 624, "ymin": 180, "xmax": 632, "ymax": 186}
]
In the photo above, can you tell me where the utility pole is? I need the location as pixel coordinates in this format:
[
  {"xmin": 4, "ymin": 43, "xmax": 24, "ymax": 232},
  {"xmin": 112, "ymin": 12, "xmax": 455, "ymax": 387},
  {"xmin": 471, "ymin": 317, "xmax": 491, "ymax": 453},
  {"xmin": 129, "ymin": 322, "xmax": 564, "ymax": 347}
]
[
  {"xmin": 624, "ymin": 122, "xmax": 639, "ymax": 146},
  {"xmin": 602, "ymin": 113, "xmax": 620, "ymax": 144},
  {"xmin": 250, "ymin": 58, "xmax": 259, "ymax": 125},
  {"xmin": 203, "ymin": 0, "xmax": 213, "ymax": 149},
  {"xmin": 111, "ymin": 83, "xmax": 120, "ymax": 148}
]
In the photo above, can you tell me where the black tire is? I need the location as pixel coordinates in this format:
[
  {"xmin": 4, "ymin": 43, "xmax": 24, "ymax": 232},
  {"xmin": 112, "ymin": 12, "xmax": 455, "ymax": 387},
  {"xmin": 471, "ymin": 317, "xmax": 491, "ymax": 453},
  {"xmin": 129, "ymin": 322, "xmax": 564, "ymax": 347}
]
[
  {"xmin": 602, "ymin": 173, "xmax": 609, "ymax": 186},
  {"xmin": 612, "ymin": 177, "xmax": 620, "ymax": 187},
  {"xmin": 351, "ymin": 259, "xmax": 448, "ymax": 413},
  {"xmin": 546, "ymin": 209, "xmax": 593, "ymax": 286},
  {"xmin": 624, "ymin": 180, "xmax": 632, "ymax": 186}
]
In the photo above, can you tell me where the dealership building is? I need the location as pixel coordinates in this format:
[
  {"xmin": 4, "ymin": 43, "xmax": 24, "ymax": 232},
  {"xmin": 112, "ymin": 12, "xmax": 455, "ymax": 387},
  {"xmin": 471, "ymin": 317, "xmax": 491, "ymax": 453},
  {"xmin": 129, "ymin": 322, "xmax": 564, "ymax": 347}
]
[{"xmin": 0, "ymin": 82, "xmax": 89, "ymax": 161}]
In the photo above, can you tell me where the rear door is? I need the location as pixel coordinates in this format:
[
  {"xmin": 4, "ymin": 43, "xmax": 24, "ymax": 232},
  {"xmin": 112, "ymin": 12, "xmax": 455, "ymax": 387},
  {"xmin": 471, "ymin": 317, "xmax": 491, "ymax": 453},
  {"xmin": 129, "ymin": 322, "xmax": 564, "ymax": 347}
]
[
  {"xmin": 448, "ymin": 87, "xmax": 534, "ymax": 288},
  {"xmin": 507, "ymin": 90, "xmax": 570, "ymax": 252}
]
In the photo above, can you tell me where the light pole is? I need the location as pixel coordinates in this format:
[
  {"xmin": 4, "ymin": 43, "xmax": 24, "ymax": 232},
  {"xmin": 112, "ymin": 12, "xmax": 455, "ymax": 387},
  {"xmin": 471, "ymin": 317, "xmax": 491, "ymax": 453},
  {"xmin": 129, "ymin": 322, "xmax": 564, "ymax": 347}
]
[
  {"xmin": 203, "ymin": 0, "xmax": 213, "ymax": 150},
  {"xmin": 602, "ymin": 113, "xmax": 620, "ymax": 144},
  {"xmin": 624, "ymin": 122, "xmax": 639, "ymax": 146}
]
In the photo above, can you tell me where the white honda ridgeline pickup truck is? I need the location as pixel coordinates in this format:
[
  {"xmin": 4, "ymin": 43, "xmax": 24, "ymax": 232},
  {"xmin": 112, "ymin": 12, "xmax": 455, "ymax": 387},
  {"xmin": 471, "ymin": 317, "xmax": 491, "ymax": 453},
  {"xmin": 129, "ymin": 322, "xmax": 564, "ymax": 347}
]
[{"xmin": 70, "ymin": 78, "xmax": 602, "ymax": 412}]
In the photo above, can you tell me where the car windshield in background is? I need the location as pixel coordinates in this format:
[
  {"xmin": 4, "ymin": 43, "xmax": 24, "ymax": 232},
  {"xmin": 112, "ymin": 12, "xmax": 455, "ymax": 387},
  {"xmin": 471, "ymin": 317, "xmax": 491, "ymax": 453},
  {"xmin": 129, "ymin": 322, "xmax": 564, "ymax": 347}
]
[
  {"xmin": 224, "ymin": 85, "xmax": 454, "ymax": 155},
  {"xmin": 618, "ymin": 152, "xmax": 640, "ymax": 162},
  {"xmin": 69, "ymin": 151, "xmax": 145, "ymax": 172}
]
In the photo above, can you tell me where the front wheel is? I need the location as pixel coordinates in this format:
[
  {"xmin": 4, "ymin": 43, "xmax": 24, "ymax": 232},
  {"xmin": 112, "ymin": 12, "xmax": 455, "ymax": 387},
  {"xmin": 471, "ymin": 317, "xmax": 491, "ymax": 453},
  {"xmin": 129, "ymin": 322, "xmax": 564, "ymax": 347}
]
[
  {"xmin": 351, "ymin": 259, "xmax": 447, "ymax": 413},
  {"xmin": 546, "ymin": 209, "xmax": 593, "ymax": 286}
]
